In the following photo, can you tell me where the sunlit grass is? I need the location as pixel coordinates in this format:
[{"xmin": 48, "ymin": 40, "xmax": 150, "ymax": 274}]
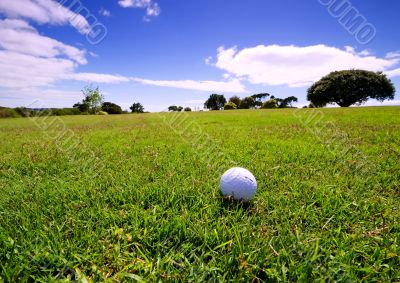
[{"xmin": 0, "ymin": 107, "xmax": 399, "ymax": 281}]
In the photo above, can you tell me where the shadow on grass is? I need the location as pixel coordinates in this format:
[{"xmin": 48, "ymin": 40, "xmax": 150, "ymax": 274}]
[{"xmin": 218, "ymin": 196, "xmax": 254, "ymax": 211}]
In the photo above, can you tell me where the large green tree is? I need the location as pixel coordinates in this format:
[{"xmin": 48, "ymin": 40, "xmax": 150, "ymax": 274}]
[
  {"xmin": 204, "ymin": 94, "xmax": 226, "ymax": 110},
  {"xmin": 307, "ymin": 70, "xmax": 395, "ymax": 107}
]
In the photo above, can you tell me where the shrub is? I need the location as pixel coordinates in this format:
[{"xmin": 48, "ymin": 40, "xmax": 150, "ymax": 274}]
[
  {"xmin": 184, "ymin": 107, "xmax": 192, "ymax": 112},
  {"xmin": 262, "ymin": 99, "xmax": 278, "ymax": 109},
  {"xmin": 97, "ymin": 111, "xmax": 109, "ymax": 115},
  {"xmin": 224, "ymin": 102, "xmax": 237, "ymax": 110},
  {"xmin": 0, "ymin": 107, "xmax": 21, "ymax": 118},
  {"xmin": 229, "ymin": 96, "xmax": 241, "ymax": 107}
]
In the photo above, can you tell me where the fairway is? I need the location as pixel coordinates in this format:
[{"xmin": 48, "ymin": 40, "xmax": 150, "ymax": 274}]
[{"xmin": 0, "ymin": 107, "xmax": 399, "ymax": 281}]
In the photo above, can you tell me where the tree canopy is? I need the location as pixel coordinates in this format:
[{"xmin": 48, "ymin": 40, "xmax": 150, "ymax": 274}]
[
  {"xmin": 73, "ymin": 86, "xmax": 104, "ymax": 114},
  {"xmin": 307, "ymin": 70, "xmax": 395, "ymax": 107},
  {"xmin": 239, "ymin": 97, "xmax": 256, "ymax": 109},
  {"xmin": 82, "ymin": 86, "xmax": 104, "ymax": 114},
  {"xmin": 204, "ymin": 94, "xmax": 226, "ymax": 110},
  {"xmin": 228, "ymin": 96, "xmax": 241, "ymax": 108},
  {"xmin": 278, "ymin": 96, "xmax": 298, "ymax": 108},
  {"xmin": 251, "ymin": 93, "xmax": 270, "ymax": 107},
  {"xmin": 130, "ymin": 102, "xmax": 144, "ymax": 113},
  {"xmin": 168, "ymin": 105, "xmax": 183, "ymax": 112},
  {"xmin": 224, "ymin": 102, "xmax": 237, "ymax": 110},
  {"xmin": 262, "ymin": 99, "xmax": 278, "ymax": 109},
  {"xmin": 102, "ymin": 102, "xmax": 122, "ymax": 114}
]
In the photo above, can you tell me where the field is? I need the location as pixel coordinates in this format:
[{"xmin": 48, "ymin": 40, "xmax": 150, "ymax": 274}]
[{"xmin": 0, "ymin": 107, "xmax": 399, "ymax": 282}]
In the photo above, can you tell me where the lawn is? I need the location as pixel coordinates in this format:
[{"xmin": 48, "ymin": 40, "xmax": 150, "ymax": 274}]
[{"xmin": 0, "ymin": 107, "xmax": 399, "ymax": 282}]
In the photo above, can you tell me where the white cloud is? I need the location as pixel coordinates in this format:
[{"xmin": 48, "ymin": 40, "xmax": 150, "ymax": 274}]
[
  {"xmin": 0, "ymin": 19, "xmax": 86, "ymax": 64},
  {"xmin": 0, "ymin": 0, "xmax": 91, "ymax": 34},
  {"xmin": 0, "ymin": 50, "xmax": 76, "ymax": 88},
  {"xmin": 89, "ymin": 51, "xmax": 98, "ymax": 57},
  {"xmin": 99, "ymin": 8, "xmax": 111, "ymax": 17},
  {"xmin": 212, "ymin": 44, "xmax": 400, "ymax": 88},
  {"xmin": 385, "ymin": 68, "xmax": 400, "ymax": 78},
  {"xmin": 133, "ymin": 78, "xmax": 247, "ymax": 93},
  {"xmin": 66, "ymin": 73, "xmax": 130, "ymax": 83},
  {"xmin": 0, "ymin": 19, "xmax": 130, "ymax": 88},
  {"xmin": 386, "ymin": 51, "xmax": 400, "ymax": 59},
  {"xmin": 0, "ymin": 19, "xmax": 79, "ymax": 88},
  {"xmin": 118, "ymin": 0, "xmax": 160, "ymax": 18}
]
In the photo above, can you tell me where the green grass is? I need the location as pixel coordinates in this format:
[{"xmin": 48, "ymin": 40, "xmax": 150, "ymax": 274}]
[{"xmin": 0, "ymin": 107, "xmax": 399, "ymax": 282}]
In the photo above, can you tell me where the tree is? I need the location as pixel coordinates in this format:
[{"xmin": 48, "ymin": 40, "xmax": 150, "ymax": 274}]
[
  {"xmin": 73, "ymin": 102, "xmax": 89, "ymax": 113},
  {"xmin": 224, "ymin": 102, "xmax": 237, "ymax": 110},
  {"xmin": 229, "ymin": 96, "xmax": 241, "ymax": 108},
  {"xmin": 279, "ymin": 96, "xmax": 298, "ymax": 108},
  {"xmin": 168, "ymin": 105, "xmax": 178, "ymax": 112},
  {"xmin": 184, "ymin": 107, "xmax": 192, "ymax": 112},
  {"xmin": 239, "ymin": 96, "xmax": 256, "ymax": 109},
  {"xmin": 251, "ymin": 93, "xmax": 270, "ymax": 107},
  {"xmin": 130, "ymin": 102, "xmax": 144, "ymax": 113},
  {"xmin": 307, "ymin": 70, "xmax": 395, "ymax": 107},
  {"xmin": 262, "ymin": 99, "xmax": 278, "ymax": 109},
  {"xmin": 102, "ymin": 102, "xmax": 122, "ymax": 114},
  {"xmin": 204, "ymin": 94, "xmax": 226, "ymax": 110},
  {"xmin": 81, "ymin": 86, "xmax": 104, "ymax": 114},
  {"xmin": 168, "ymin": 105, "xmax": 184, "ymax": 112}
]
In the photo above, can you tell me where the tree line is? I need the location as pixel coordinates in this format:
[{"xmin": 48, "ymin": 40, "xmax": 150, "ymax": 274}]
[
  {"xmin": 73, "ymin": 86, "xmax": 144, "ymax": 114},
  {"xmin": 0, "ymin": 69, "xmax": 396, "ymax": 118},
  {"xmin": 0, "ymin": 86, "xmax": 146, "ymax": 118},
  {"xmin": 202, "ymin": 69, "xmax": 395, "ymax": 110},
  {"xmin": 203, "ymin": 93, "xmax": 298, "ymax": 111}
]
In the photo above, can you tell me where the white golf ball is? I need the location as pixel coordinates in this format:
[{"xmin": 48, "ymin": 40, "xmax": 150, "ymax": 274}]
[{"xmin": 220, "ymin": 167, "xmax": 257, "ymax": 201}]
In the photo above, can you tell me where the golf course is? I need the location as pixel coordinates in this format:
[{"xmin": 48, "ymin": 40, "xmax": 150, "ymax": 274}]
[{"xmin": 1, "ymin": 107, "xmax": 399, "ymax": 281}]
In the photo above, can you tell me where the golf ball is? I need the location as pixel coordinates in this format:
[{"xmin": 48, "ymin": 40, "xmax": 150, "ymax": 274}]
[{"xmin": 220, "ymin": 167, "xmax": 257, "ymax": 201}]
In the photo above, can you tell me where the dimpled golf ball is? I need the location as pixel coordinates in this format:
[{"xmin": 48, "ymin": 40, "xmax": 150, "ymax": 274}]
[{"xmin": 220, "ymin": 167, "xmax": 257, "ymax": 201}]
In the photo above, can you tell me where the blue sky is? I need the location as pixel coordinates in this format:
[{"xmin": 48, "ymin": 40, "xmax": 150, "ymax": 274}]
[{"xmin": 0, "ymin": 0, "xmax": 400, "ymax": 111}]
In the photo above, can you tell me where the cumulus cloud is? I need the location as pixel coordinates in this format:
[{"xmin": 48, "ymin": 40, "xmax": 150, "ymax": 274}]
[
  {"xmin": 0, "ymin": 0, "xmax": 91, "ymax": 34},
  {"xmin": 0, "ymin": 19, "xmax": 86, "ymax": 64},
  {"xmin": 132, "ymin": 78, "xmax": 247, "ymax": 93},
  {"xmin": 0, "ymin": 50, "xmax": 76, "ymax": 88},
  {"xmin": 118, "ymin": 0, "xmax": 160, "ymax": 19},
  {"xmin": 0, "ymin": 19, "xmax": 129, "ymax": 88},
  {"xmin": 212, "ymin": 44, "xmax": 400, "ymax": 88}
]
